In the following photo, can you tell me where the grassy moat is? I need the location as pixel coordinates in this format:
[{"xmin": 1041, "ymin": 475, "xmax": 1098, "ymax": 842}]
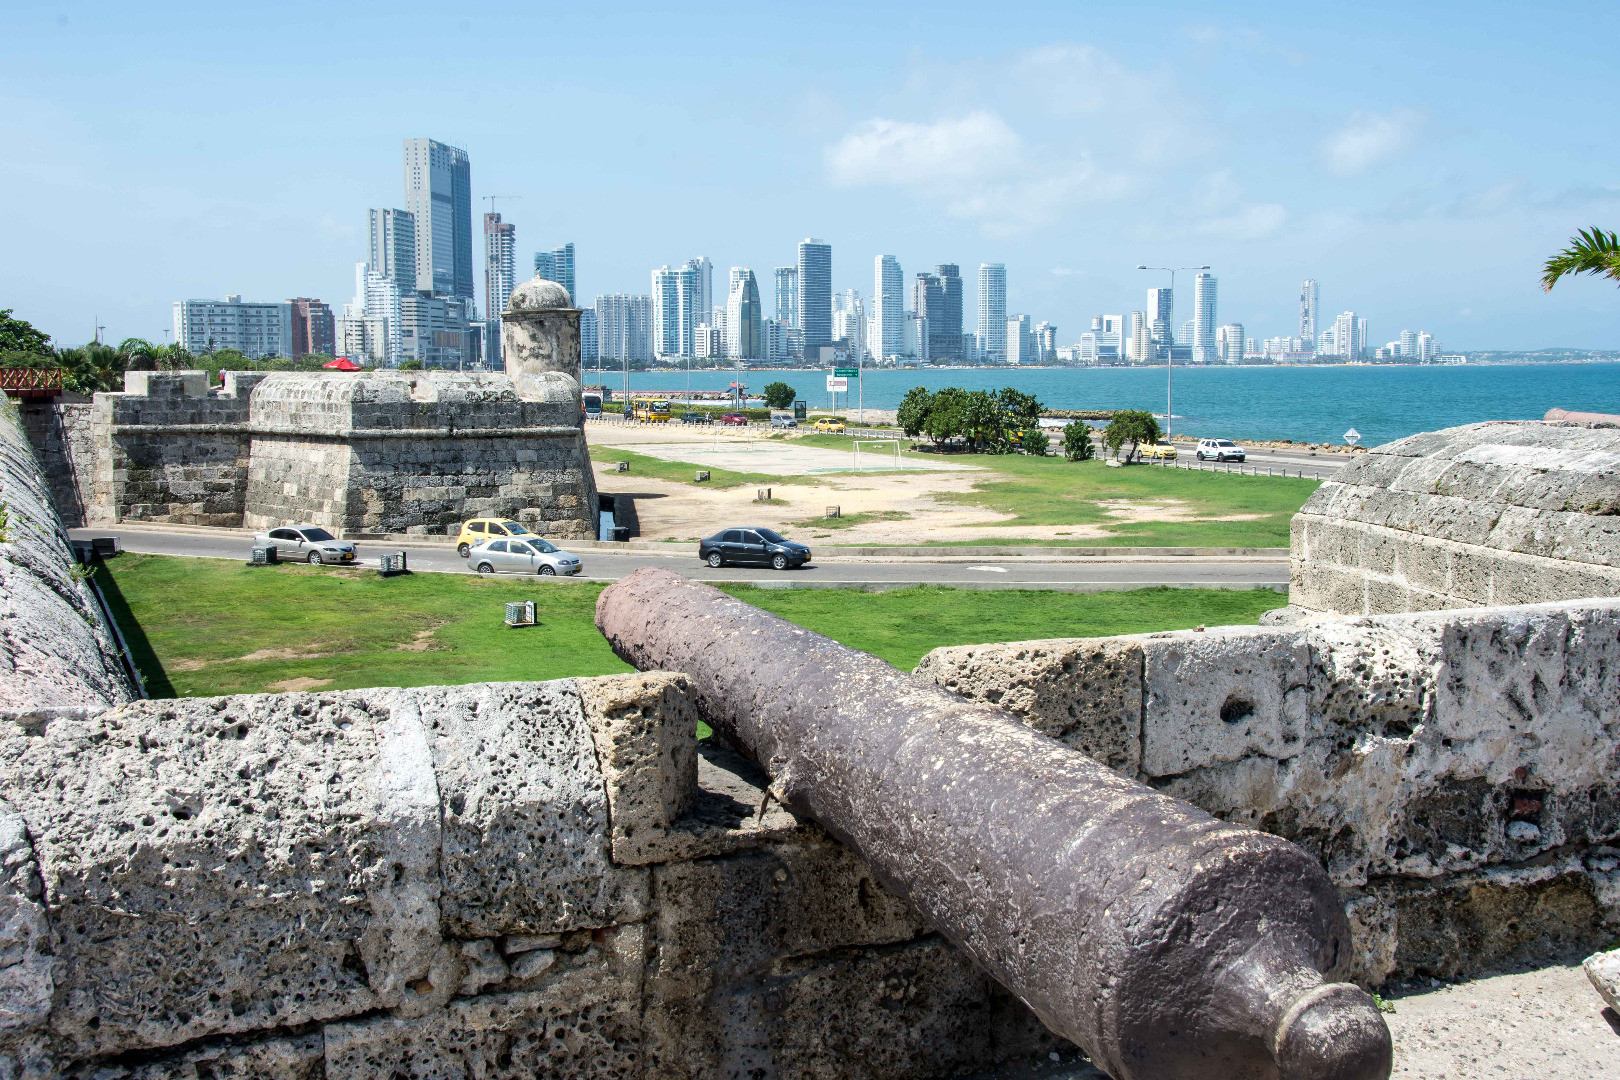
[{"xmin": 96, "ymin": 553, "xmax": 1282, "ymax": 699}]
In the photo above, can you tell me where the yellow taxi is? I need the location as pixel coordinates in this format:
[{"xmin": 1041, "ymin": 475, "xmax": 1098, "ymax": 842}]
[
  {"xmin": 813, "ymin": 418, "xmax": 846, "ymax": 433},
  {"xmin": 1140, "ymin": 441, "xmax": 1179, "ymax": 460},
  {"xmin": 456, "ymin": 517, "xmax": 539, "ymax": 558}
]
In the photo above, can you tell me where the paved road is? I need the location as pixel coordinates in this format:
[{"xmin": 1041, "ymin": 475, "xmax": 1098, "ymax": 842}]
[{"xmin": 73, "ymin": 527, "xmax": 1291, "ymax": 593}]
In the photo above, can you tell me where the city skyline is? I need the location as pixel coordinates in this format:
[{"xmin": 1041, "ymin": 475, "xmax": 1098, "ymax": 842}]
[{"xmin": 5, "ymin": 2, "xmax": 1619, "ymax": 352}]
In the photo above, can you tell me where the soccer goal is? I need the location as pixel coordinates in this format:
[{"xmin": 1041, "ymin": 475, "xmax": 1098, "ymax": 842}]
[{"xmin": 853, "ymin": 439, "xmax": 902, "ymax": 470}]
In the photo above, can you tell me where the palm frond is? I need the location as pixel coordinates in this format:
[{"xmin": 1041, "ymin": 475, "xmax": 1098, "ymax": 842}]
[{"xmin": 1542, "ymin": 226, "xmax": 1620, "ymax": 291}]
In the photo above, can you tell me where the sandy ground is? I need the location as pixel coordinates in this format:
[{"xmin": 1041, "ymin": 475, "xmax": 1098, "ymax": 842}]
[
  {"xmin": 587, "ymin": 421, "xmax": 1262, "ymax": 544},
  {"xmin": 1383, "ymin": 962, "xmax": 1620, "ymax": 1078}
]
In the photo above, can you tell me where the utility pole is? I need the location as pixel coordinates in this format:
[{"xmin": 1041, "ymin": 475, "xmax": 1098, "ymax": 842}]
[{"xmin": 1135, "ymin": 264, "xmax": 1208, "ymax": 441}]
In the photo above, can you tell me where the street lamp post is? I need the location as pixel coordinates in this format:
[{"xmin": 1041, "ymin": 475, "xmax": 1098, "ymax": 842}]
[{"xmin": 1135, "ymin": 263, "xmax": 1209, "ymax": 441}]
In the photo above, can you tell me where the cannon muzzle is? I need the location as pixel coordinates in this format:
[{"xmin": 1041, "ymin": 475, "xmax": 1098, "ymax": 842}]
[{"xmin": 596, "ymin": 569, "xmax": 1391, "ymax": 1080}]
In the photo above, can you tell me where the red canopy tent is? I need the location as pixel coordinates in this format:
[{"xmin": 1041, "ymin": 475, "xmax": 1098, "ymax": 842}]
[{"xmin": 323, "ymin": 357, "xmax": 363, "ymax": 371}]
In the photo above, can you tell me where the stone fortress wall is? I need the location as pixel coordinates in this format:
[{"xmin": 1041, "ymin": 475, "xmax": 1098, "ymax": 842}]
[{"xmin": 14, "ymin": 274, "xmax": 601, "ymax": 540}]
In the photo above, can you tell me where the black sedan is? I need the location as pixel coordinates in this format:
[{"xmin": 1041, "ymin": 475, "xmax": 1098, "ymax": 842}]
[{"xmin": 699, "ymin": 527, "xmax": 811, "ymax": 570}]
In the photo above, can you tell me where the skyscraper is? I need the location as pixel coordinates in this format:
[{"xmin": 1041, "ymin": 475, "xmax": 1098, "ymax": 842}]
[
  {"xmin": 797, "ymin": 239, "xmax": 832, "ymax": 359},
  {"xmin": 1034, "ymin": 321, "xmax": 1057, "ymax": 363},
  {"xmin": 579, "ymin": 308, "xmax": 598, "ymax": 365},
  {"xmin": 1299, "ymin": 279, "xmax": 1319, "ymax": 349},
  {"xmin": 874, "ymin": 256, "xmax": 903, "ymax": 360},
  {"xmin": 1216, "ymin": 323, "xmax": 1245, "ymax": 363},
  {"xmin": 1005, "ymin": 314, "xmax": 1033, "ymax": 365},
  {"xmin": 1128, "ymin": 311, "xmax": 1146, "ymax": 361},
  {"xmin": 1147, "ymin": 288, "xmax": 1174, "ymax": 357},
  {"xmin": 932, "ymin": 264, "xmax": 963, "ymax": 362},
  {"xmin": 913, "ymin": 271, "xmax": 944, "ymax": 357},
  {"xmin": 551, "ymin": 243, "xmax": 576, "ymax": 303},
  {"xmin": 368, "ymin": 209, "xmax": 417, "ymax": 292},
  {"xmin": 726, "ymin": 269, "xmax": 763, "ymax": 360},
  {"xmin": 533, "ymin": 251, "xmax": 556, "ymax": 281},
  {"xmin": 774, "ymin": 267, "xmax": 799, "ymax": 327},
  {"xmin": 483, "ymin": 212, "xmax": 516, "ymax": 366},
  {"xmin": 687, "ymin": 256, "xmax": 712, "ymax": 322},
  {"xmin": 596, "ymin": 294, "xmax": 653, "ymax": 363},
  {"xmin": 978, "ymin": 263, "xmax": 1007, "ymax": 362},
  {"xmin": 402, "ymin": 139, "xmax": 473, "ymax": 300},
  {"xmin": 651, "ymin": 264, "xmax": 703, "ymax": 357},
  {"xmin": 288, "ymin": 298, "xmax": 335, "ymax": 358},
  {"xmin": 1193, "ymin": 272, "xmax": 1217, "ymax": 363},
  {"xmin": 1334, "ymin": 311, "xmax": 1362, "ymax": 360}
]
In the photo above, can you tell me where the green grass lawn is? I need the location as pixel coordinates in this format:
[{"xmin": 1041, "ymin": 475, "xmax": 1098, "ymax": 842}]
[
  {"xmin": 797, "ymin": 433, "xmax": 1318, "ymax": 547},
  {"xmin": 96, "ymin": 554, "xmax": 1281, "ymax": 699},
  {"xmin": 589, "ymin": 445, "xmax": 791, "ymax": 488}
]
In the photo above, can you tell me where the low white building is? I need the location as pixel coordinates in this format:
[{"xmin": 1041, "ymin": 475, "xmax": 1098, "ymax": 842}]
[{"xmin": 173, "ymin": 296, "xmax": 294, "ymax": 359}]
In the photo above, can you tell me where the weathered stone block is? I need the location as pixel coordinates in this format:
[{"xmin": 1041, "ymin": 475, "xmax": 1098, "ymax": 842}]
[
  {"xmin": 912, "ymin": 639, "xmax": 1142, "ymax": 773},
  {"xmin": 576, "ymin": 673, "xmax": 700, "ymax": 865}
]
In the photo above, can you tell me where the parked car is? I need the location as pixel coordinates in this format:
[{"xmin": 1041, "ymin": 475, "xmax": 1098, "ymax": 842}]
[
  {"xmin": 698, "ymin": 527, "xmax": 811, "ymax": 571},
  {"xmin": 456, "ymin": 517, "xmax": 539, "ymax": 558},
  {"xmin": 1196, "ymin": 438, "xmax": 1247, "ymax": 462},
  {"xmin": 253, "ymin": 525, "xmax": 357, "ymax": 565},
  {"xmin": 680, "ymin": 411, "xmax": 713, "ymax": 424},
  {"xmin": 720, "ymin": 412, "xmax": 749, "ymax": 426},
  {"xmin": 813, "ymin": 418, "xmax": 846, "ymax": 433},
  {"xmin": 1140, "ymin": 442, "xmax": 1179, "ymax": 461},
  {"xmin": 770, "ymin": 412, "xmax": 798, "ymax": 428},
  {"xmin": 467, "ymin": 536, "xmax": 582, "ymax": 576}
]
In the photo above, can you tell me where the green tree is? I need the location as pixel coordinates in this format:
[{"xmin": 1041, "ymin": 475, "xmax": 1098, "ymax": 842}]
[
  {"xmin": 1103, "ymin": 410, "xmax": 1161, "ymax": 464},
  {"xmin": 923, "ymin": 387, "xmax": 971, "ymax": 446},
  {"xmin": 996, "ymin": 387, "xmax": 1044, "ymax": 426},
  {"xmin": 0, "ymin": 310, "xmax": 52, "ymax": 355},
  {"xmin": 896, "ymin": 386, "xmax": 934, "ymax": 436},
  {"xmin": 1063, "ymin": 422, "xmax": 1096, "ymax": 461},
  {"xmin": 1543, "ymin": 227, "xmax": 1620, "ymax": 291},
  {"xmin": 398, "ymin": 359, "xmax": 425, "ymax": 371},
  {"xmin": 762, "ymin": 381, "xmax": 797, "ymax": 409}
]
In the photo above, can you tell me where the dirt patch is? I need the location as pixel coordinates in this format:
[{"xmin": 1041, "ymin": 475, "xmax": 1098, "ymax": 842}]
[
  {"xmin": 169, "ymin": 646, "xmax": 339, "ymax": 672},
  {"xmin": 394, "ymin": 627, "xmax": 444, "ymax": 652},
  {"xmin": 1094, "ymin": 499, "xmax": 1266, "ymax": 524},
  {"xmin": 265, "ymin": 677, "xmax": 334, "ymax": 693}
]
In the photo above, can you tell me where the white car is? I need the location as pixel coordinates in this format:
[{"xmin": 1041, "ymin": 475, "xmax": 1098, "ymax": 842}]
[
  {"xmin": 467, "ymin": 536, "xmax": 583, "ymax": 576},
  {"xmin": 253, "ymin": 526, "xmax": 357, "ymax": 565},
  {"xmin": 1196, "ymin": 438, "xmax": 1247, "ymax": 463}
]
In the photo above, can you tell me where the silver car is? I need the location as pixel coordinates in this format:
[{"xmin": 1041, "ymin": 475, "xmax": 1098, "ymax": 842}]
[
  {"xmin": 253, "ymin": 526, "xmax": 357, "ymax": 565},
  {"xmin": 467, "ymin": 537, "xmax": 583, "ymax": 576}
]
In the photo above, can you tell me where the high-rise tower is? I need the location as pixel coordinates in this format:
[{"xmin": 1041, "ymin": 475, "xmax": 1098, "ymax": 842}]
[
  {"xmin": 402, "ymin": 139, "xmax": 473, "ymax": 300},
  {"xmin": 978, "ymin": 263, "xmax": 1007, "ymax": 361},
  {"xmin": 797, "ymin": 239, "xmax": 832, "ymax": 359},
  {"xmin": 1193, "ymin": 272, "xmax": 1217, "ymax": 363},
  {"xmin": 932, "ymin": 264, "xmax": 963, "ymax": 362},
  {"xmin": 727, "ymin": 269, "xmax": 763, "ymax": 360},
  {"xmin": 875, "ymin": 255, "xmax": 903, "ymax": 360},
  {"xmin": 368, "ymin": 209, "xmax": 417, "ymax": 293},
  {"xmin": 1300, "ymin": 279, "xmax": 1319, "ymax": 349},
  {"xmin": 483, "ymin": 212, "xmax": 516, "ymax": 366},
  {"xmin": 550, "ymin": 243, "xmax": 576, "ymax": 303},
  {"xmin": 1147, "ymin": 288, "xmax": 1174, "ymax": 357}
]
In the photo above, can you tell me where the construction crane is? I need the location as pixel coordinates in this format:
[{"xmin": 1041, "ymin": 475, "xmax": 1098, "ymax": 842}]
[{"xmin": 482, "ymin": 194, "xmax": 521, "ymax": 217}]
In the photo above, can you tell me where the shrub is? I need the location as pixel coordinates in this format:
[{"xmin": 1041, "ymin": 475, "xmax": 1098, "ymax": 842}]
[
  {"xmin": 1063, "ymin": 422, "xmax": 1096, "ymax": 461},
  {"xmin": 762, "ymin": 381, "xmax": 797, "ymax": 409},
  {"xmin": 1103, "ymin": 410, "xmax": 1161, "ymax": 463}
]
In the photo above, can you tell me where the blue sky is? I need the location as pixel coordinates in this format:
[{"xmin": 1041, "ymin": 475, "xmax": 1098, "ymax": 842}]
[{"xmin": 4, "ymin": 1, "xmax": 1619, "ymax": 351}]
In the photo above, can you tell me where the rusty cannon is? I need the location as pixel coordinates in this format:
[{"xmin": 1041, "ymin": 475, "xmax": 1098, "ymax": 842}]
[{"xmin": 596, "ymin": 569, "xmax": 1391, "ymax": 1080}]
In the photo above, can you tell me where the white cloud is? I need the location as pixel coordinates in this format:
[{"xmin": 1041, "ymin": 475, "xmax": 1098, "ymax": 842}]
[
  {"xmin": 825, "ymin": 108, "xmax": 1131, "ymax": 235},
  {"xmin": 1321, "ymin": 108, "xmax": 1423, "ymax": 175},
  {"xmin": 1196, "ymin": 203, "xmax": 1288, "ymax": 239},
  {"xmin": 825, "ymin": 111, "xmax": 1022, "ymax": 187}
]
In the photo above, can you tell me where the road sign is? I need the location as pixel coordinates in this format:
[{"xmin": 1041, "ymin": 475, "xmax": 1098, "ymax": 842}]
[
  {"xmin": 834, "ymin": 367, "xmax": 859, "ymax": 378},
  {"xmin": 826, "ymin": 375, "xmax": 848, "ymax": 392},
  {"xmin": 1343, "ymin": 427, "xmax": 1361, "ymax": 445}
]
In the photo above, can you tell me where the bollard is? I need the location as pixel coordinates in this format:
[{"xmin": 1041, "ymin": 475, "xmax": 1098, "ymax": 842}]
[
  {"xmin": 613, "ymin": 461, "xmax": 630, "ymax": 473},
  {"xmin": 596, "ymin": 570, "xmax": 1391, "ymax": 1080},
  {"xmin": 695, "ymin": 470, "xmax": 711, "ymax": 482},
  {"xmin": 825, "ymin": 505, "xmax": 840, "ymax": 518}
]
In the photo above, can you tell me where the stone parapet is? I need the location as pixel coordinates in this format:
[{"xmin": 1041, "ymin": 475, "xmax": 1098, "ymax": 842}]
[
  {"xmin": 916, "ymin": 598, "xmax": 1620, "ymax": 986},
  {"xmin": 0, "ymin": 401, "xmax": 134, "ymax": 712},
  {"xmin": 1290, "ymin": 421, "xmax": 1620, "ymax": 615},
  {"xmin": 0, "ymin": 674, "xmax": 1070, "ymax": 1078}
]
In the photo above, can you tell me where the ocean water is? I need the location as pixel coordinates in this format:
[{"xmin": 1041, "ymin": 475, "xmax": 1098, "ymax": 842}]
[{"xmin": 583, "ymin": 362, "xmax": 1620, "ymax": 447}]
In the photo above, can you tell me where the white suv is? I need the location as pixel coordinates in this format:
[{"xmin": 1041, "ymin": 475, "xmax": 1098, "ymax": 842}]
[{"xmin": 1196, "ymin": 438, "xmax": 1246, "ymax": 462}]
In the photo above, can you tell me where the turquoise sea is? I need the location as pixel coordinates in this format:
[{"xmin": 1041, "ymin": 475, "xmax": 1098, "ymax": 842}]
[{"xmin": 583, "ymin": 362, "xmax": 1620, "ymax": 447}]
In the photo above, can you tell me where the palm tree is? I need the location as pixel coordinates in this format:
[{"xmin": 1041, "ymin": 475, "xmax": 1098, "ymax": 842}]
[{"xmin": 1542, "ymin": 227, "xmax": 1620, "ymax": 291}]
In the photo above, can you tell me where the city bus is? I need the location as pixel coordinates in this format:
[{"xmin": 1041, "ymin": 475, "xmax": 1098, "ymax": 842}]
[
  {"xmin": 631, "ymin": 399, "xmax": 671, "ymax": 423},
  {"xmin": 582, "ymin": 392, "xmax": 603, "ymax": 417}
]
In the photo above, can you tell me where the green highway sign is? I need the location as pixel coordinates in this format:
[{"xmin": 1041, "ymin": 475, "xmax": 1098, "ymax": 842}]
[{"xmin": 834, "ymin": 367, "xmax": 859, "ymax": 377}]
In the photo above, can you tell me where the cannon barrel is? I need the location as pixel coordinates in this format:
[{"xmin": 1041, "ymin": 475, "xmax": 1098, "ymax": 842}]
[{"xmin": 596, "ymin": 570, "xmax": 1391, "ymax": 1080}]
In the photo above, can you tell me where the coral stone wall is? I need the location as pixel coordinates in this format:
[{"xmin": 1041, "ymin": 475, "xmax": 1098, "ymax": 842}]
[
  {"xmin": 0, "ymin": 674, "xmax": 1071, "ymax": 1078},
  {"xmin": 0, "ymin": 401, "xmax": 133, "ymax": 712},
  {"xmin": 15, "ymin": 398, "xmax": 94, "ymax": 528},
  {"xmin": 916, "ymin": 599, "xmax": 1620, "ymax": 986},
  {"xmin": 1292, "ymin": 421, "xmax": 1620, "ymax": 615}
]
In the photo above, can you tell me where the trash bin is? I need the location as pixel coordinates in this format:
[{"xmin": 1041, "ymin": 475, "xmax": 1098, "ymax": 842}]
[{"xmin": 611, "ymin": 526, "xmax": 630, "ymax": 543}]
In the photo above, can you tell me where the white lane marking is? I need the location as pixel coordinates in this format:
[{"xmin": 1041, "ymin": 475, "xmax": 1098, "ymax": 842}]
[{"xmin": 969, "ymin": 565, "xmax": 1009, "ymax": 573}]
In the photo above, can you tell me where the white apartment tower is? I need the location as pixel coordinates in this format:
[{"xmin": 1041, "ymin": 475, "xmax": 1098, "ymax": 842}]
[
  {"xmin": 1192, "ymin": 272, "xmax": 1217, "ymax": 363},
  {"xmin": 978, "ymin": 263, "xmax": 1007, "ymax": 361},
  {"xmin": 1216, "ymin": 323, "xmax": 1245, "ymax": 364},
  {"xmin": 1334, "ymin": 311, "xmax": 1362, "ymax": 360},
  {"xmin": 875, "ymin": 255, "xmax": 903, "ymax": 360},
  {"xmin": 174, "ymin": 296, "xmax": 294, "ymax": 360}
]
